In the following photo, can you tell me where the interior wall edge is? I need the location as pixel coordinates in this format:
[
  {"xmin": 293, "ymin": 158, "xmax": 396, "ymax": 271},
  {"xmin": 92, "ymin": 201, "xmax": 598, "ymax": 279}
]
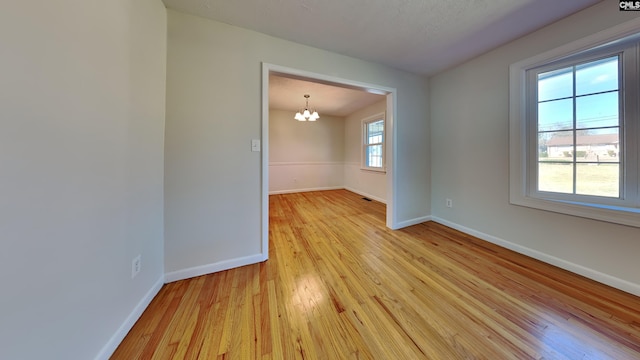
[
  {"xmin": 164, "ymin": 253, "xmax": 267, "ymax": 283},
  {"xmin": 94, "ymin": 276, "xmax": 165, "ymax": 360},
  {"xmin": 392, "ymin": 216, "xmax": 433, "ymax": 230}
]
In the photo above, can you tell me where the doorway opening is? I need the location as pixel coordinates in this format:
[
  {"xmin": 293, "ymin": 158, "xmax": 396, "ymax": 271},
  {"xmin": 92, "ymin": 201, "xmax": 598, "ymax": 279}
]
[{"xmin": 261, "ymin": 63, "xmax": 397, "ymax": 260}]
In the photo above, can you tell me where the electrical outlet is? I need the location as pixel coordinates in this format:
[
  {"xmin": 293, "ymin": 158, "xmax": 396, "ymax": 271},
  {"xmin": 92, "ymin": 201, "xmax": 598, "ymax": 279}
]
[
  {"xmin": 446, "ymin": 198, "xmax": 453, "ymax": 208},
  {"xmin": 132, "ymin": 255, "xmax": 141, "ymax": 279}
]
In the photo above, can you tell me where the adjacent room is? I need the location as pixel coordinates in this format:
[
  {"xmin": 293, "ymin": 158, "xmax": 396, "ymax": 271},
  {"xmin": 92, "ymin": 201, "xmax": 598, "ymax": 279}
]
[
  {"xmin": 268, "ymin": 74, "xmax": 388, "ymax": 202},
  {"xmin": 2, "ymin": 1, "xmax": 640, "ymax": 359}
]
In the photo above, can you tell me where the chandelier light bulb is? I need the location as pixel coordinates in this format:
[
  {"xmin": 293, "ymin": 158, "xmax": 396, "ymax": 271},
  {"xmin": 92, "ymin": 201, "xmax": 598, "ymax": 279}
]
[{"xmin": 294, "ymin": 94, "xmax": 319, "ymax": 122}]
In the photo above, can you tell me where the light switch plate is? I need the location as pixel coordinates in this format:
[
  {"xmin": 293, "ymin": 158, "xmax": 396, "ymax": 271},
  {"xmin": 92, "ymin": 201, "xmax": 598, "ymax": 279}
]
[{"xmin": 251, "ymin": 139, "xmax": 261, "ymax": 152}]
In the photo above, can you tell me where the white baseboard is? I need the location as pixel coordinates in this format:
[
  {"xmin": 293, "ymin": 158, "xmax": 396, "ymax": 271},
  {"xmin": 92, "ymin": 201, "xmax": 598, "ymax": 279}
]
[
  {"xmin": 343, "ymin": 187, "xmax": 386, "ymax": 204},
  {"xmin": 269, "ymin": 186, "xmax": 344, "ymax": 195},
  {"xmin": 269, "ymin": 161, "xmax": 344, "ymax": 166},
  {"xmin": 164, "ymin": 253, "xmax": 267, "ymax": 283},
  {"xmin": 95, "ymin": 276, "xmax": 164, "ymax": 360},
  {"xmin": 431, "ymin": 216, "xmax": 640, "ymax": 297},
  {"xmin": 392, "ymin": 215, "xmax": 431, "ymax": 229}
]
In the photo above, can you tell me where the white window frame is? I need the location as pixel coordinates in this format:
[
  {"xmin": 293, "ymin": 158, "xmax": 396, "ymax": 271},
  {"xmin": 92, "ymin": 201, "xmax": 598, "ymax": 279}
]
[
  {"xmin": 509, "ymin": 18, "xmax": 640, "ymax": 228},
  {"xmin": 361, "ymin": 112, "xmax": 386, "ymax": 172}
]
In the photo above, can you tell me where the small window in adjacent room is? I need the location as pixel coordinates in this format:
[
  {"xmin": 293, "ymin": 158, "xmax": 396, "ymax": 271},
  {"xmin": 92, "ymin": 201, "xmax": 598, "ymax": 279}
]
[
  {"xmin": 362, "ymin": 113, "xmax": 385, "ymax": 171},
  {"xmin": 509, "ymin": 19, "xmax": 640, "ymax": 227}
]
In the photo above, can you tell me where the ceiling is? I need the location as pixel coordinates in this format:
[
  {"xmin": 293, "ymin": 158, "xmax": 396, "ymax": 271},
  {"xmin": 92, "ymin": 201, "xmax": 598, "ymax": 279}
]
[
  {"xmin": 268, "ymin": 75, "xmax": 385, "ymax": 117},
  {"xmin": 162, "ymin": 0, "xmax": 602, "ymax": 117}
]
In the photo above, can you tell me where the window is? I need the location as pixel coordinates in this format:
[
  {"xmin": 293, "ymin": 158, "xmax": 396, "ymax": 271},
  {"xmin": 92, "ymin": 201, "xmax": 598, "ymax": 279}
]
[
  {"xmin": 510, "ymin": 19, "xmax": 640, "ymax": 227},
  {"xmin": 534, "ymin": 55, "xmax": 621, "ymax": 198},
  {"xmin": 362, "ymin": 113, "xmax": 385, "ymax": 171}
]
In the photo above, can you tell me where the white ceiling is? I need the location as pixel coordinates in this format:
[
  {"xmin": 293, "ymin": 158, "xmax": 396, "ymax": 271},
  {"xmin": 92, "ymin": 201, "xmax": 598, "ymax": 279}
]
[
  {"xmin": 162, "ymin": 0, "xmax": 602, "ymax": 117},
  {"xmin": 269, "ymin": 75, "xmax": 385, "ymax": 117}
]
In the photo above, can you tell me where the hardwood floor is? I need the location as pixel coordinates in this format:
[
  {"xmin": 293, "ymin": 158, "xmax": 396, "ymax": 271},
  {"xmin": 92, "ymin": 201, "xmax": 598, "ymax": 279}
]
[{"xmin": 112, "ymin": 190, "xmax": 640, "ymax": 359}]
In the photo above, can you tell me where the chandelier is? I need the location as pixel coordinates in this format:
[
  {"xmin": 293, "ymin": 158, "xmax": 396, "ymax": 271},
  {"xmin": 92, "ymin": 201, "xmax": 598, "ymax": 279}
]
[{"xmin": 294, "ymin": 94, "xmax": 319, "ymax": 121}]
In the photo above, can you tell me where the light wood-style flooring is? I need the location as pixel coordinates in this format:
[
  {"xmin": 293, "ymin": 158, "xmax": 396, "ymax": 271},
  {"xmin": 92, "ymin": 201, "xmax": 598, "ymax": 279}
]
[{"xmin": 112, "ymin": 190, "xmax": 640, "ymax": 359}]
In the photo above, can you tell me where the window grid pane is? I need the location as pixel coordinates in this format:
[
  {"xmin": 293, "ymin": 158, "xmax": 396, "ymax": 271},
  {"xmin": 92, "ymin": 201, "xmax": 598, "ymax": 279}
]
[
  {"xmin": 366, "ymin": 144, "xmax": 383, "ymax": 168},
  {"xmin": 364, "ymin": 119, "xmax": 384, "ymax": 168},
  {"xmin": 536, "ymin": 55, "xmax": 621, "ymax": 198}
]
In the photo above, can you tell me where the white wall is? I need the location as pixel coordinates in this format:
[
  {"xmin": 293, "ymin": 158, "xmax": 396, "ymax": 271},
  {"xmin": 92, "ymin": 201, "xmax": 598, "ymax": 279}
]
[
  {"xmin": 269, "ymin": 109, "xmax": 344, "ymax": 193},
  {"xmin": 344, "ymin": 100, "xmax": 388, "ymax": 202},
  {"xmin": 164, "ymin": 10, "xmax": 430, "ymax": 277},
  {"xmin": 430, "ymin": 2, "xmax": 640, "ymax": 295},
  {"xmin": 269, "ymin": 99, "xmax": 388, "ymax": 201},
  {"xmin": 0, "ymin": 1, "xmax": 167, "ymax": 359}
]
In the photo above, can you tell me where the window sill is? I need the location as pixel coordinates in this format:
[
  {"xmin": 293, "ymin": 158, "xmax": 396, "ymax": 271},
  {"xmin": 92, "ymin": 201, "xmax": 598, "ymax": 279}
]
[{"xmin": 510, "ymin": 194, "xmax": 640, "ymax": 228}]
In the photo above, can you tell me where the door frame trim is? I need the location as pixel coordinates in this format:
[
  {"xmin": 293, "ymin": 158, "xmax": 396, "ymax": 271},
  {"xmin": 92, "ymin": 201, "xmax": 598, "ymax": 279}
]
[{"xmin": 261, "ymin": 62, "xmax": 398, "ymax": 260}]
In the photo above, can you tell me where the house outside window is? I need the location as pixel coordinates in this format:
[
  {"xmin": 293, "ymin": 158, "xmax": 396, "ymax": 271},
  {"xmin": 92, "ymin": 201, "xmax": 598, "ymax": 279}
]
[{"xmin": 362, "ymin": 113, "xmax": 385, "ymax": 171}]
